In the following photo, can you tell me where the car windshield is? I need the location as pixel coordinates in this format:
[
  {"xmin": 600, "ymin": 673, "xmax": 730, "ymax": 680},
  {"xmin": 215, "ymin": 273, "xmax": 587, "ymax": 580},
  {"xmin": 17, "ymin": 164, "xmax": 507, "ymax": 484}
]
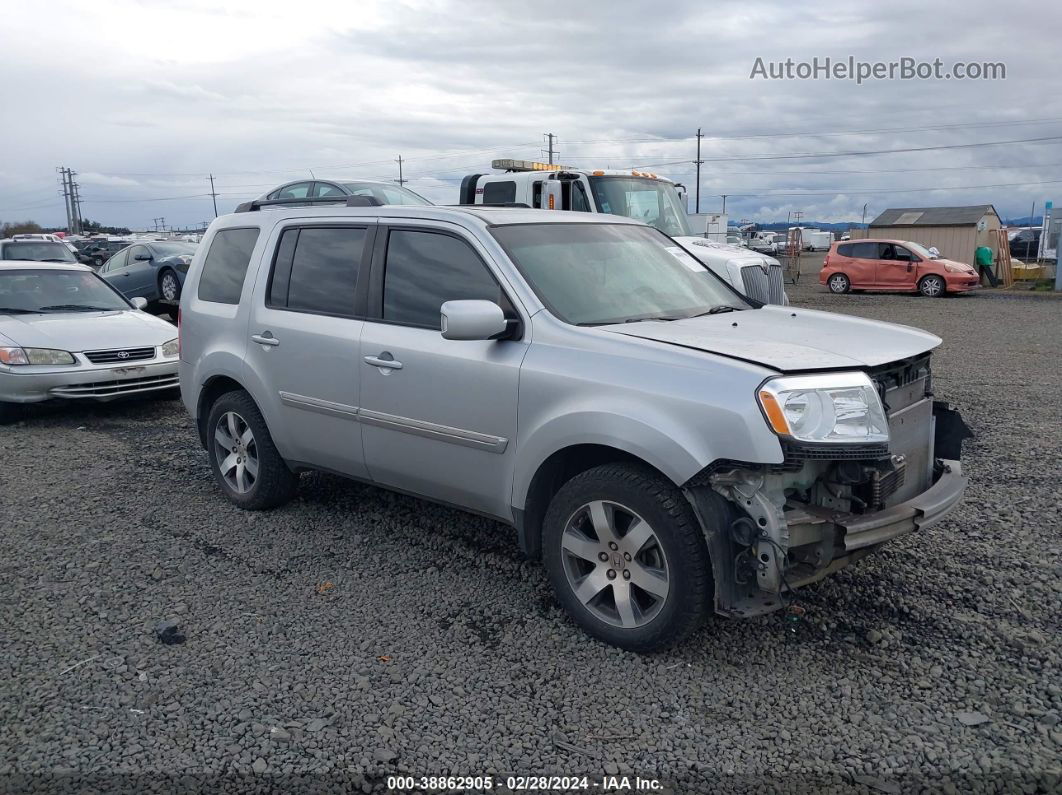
[
  {"xmin": 491, "ymin": 223, "xmax": 745, "ymax": 326},
  {"xmin": 151, "ymin": 242, "xmax": 197, "ymax": 257},
  {"xmin": 587, "ymin": 176, "xmax": 692, "ymax": 237},
  {"xmin": 2, "ymin": 241, "xmax": 77, "ymax": 263},
  {"xmin": 339, "ymin": 182, "xmax": 432, "ymax": 206},
  {"xmin": 0, "ymin": 269, "xmax": 130, "ymax": 313},
  {"xmin": 905, "ymin": 242, "xmax": 938, "ymax": 259}
]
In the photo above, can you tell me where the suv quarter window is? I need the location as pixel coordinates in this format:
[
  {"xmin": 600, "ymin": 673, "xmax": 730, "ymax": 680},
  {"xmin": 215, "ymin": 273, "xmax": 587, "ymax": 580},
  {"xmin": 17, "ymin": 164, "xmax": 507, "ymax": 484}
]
[
  {"xmin": 197, "ymin": 227, "xmax": 260, "ymax": 304},
  {"xmin": 378, "ymin": 228, "xmax": 511, "ymax": 329},
  {"xmin": 267, "ymin": 225, "xmax": 369, "ymax": 317}
]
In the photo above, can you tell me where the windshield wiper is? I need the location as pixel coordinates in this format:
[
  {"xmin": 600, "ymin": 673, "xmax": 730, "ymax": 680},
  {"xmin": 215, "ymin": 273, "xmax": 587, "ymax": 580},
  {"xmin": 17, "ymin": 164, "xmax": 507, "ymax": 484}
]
[
  {"xmin": 41, "ymin": 258, "xmax": 74, "ymax": 263},
  {"xmin": 38, "ymin": 304, "xmax": 115, "ymax": 312},
  {"xmin": 685, "ymin": 305, "xmax": 745, "ymax": 318},
  {"xmin": 623, "ymin": 315, "xmax": 683, "ymax": 323}
]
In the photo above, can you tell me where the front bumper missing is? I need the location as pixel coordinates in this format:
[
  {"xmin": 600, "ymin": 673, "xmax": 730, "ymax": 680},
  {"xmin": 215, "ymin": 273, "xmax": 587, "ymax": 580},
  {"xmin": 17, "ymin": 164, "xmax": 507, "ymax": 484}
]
[{"xmin": 814, "ymin": 459, "xmax": 966, "ymax": 551}]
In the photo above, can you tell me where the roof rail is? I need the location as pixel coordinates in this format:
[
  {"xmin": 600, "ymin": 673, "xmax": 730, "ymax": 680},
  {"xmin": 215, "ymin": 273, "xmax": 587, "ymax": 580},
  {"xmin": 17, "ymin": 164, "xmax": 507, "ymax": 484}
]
[
  {"xmin": 234, "ymin": 195, "xmax": 383, "ymax": 213},
  {"xmin": 449, "ymin": 202, "xmax": 532, "ymax": 209}
]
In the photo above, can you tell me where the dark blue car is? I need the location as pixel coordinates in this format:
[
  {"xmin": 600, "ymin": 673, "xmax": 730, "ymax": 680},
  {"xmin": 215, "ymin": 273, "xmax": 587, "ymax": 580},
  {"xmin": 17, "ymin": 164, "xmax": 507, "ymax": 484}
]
[{"xmin": 99, "ymin": 241, "xmax": 197, "ymax": 310}]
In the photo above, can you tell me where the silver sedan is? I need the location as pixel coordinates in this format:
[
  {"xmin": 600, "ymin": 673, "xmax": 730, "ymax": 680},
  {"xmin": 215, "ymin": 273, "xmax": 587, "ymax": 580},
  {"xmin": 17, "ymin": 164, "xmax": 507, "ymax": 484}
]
[{"xmin": 0, "ymin": 261, "xmax": 179, "ymax": 422}]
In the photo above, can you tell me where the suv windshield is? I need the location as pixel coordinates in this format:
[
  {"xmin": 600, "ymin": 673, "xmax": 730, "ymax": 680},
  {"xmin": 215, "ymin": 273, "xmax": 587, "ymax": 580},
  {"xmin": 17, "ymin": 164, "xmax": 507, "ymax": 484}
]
[
  {"xmin": 587, "ymin": 177, "xmax": 692, "ymax": 237},
  {"xmin": 2, "ymin": 241, "xmax": 78, "ymax": 263},
  {"xmin": 0, "ymin": 269, "xmax": 130, "ymax": 313},
  {"xmin": 492, "ymin": 223, "xmax": 744, "ymax": 326},
  {"xmin": 339, "ymin": 182, "xmax": 432, "ymax": 206}
]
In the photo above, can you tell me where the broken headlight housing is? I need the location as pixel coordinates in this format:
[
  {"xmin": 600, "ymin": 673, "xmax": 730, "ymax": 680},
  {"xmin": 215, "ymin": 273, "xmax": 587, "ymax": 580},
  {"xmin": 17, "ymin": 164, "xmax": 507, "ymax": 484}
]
[{"xmin": 757, "ymin": 372, "xmax": 888, "ymax": 444}]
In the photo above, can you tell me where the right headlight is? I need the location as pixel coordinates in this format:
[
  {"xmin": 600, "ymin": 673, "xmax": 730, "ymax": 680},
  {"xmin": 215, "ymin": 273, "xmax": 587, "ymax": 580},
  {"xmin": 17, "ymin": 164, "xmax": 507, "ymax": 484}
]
[{"xmin": 757, "ymin": 372, "xmax": 888, "ymax": 444}]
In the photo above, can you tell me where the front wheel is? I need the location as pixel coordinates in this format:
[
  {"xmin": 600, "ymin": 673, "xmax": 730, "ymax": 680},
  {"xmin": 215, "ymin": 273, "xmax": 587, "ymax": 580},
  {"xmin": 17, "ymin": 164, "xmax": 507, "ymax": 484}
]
[
  {"xmin": 542, "ymin": 463, "xmax": 711, "ymax": 652},
  {"xmin": 919, "ymin": 274, "xmax": 946, "ymax": 297},
  {"xmin": 206, "ymin": 390, "xmax": 298, "ymax": 510},
  {"xmin": 827, "ymin": 273, "xmax": 851, "ymax": 293},
  {"xmin": 159, "ymin": 269, "xmax": 181, "ymax": 303}
]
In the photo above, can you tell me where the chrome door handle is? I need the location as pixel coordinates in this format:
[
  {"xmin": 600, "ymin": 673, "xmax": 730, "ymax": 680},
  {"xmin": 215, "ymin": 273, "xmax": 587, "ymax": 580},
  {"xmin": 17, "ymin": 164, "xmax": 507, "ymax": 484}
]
[
  {"xmin": 364, "ymin": 355, "xmax": 402, "ymax": 370},
  {"xmin": 251, "ymin": 333, "xmax": 280, "ymax": 347}
]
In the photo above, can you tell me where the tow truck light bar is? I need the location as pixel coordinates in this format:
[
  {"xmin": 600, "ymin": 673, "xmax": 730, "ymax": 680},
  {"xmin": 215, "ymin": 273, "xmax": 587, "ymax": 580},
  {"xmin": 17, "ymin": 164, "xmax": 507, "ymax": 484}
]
[{"xmin": 492, "ymin": 159, "xmax": 576, "ymax": 172}]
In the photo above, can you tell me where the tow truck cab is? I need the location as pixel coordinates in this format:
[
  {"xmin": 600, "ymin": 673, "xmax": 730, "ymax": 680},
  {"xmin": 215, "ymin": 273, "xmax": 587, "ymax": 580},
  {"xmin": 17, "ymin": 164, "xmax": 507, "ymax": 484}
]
[{"xmin": 460, "ymin": 160, "xmax": 787, "ymax": 305}]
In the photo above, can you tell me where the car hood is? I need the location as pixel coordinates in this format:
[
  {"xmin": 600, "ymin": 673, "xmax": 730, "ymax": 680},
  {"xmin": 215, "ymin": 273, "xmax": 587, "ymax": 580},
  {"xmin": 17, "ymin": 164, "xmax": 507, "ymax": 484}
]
[
  {"xmin": 933, "ymin": 258, "xmax": 975, "ymax": 271},
  {"xmin": 0, "ymin": 310, "xmax": 175, "ymax": 351},
  {"xmin": 599, "ymin": 305, "xmax": 941, "ymax": 371}
]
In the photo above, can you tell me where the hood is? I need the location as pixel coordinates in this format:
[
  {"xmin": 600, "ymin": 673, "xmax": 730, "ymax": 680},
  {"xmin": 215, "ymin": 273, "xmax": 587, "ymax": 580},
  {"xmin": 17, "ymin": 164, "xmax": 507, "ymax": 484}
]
[
  {"xmin": 933, "ymin": 258, "xmax": 975, "ymax": 272},
  {"xmin": 0, "ymin": 310, "xmax": 175, "ymax": 352},
  {"xmin": 599, "ymin": 305, "xmax": 941, "ymax": 371}
]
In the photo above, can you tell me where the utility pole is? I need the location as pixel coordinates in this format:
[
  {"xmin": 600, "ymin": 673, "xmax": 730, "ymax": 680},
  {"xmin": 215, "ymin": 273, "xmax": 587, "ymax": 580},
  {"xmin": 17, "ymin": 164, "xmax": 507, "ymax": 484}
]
[
  {"xmin": 57, "ymin": 167, "xmax": 73, "ymax": 233},
  {"xmin": 545, "ymin": 133, "xmax": 556, "ymax": 165},
  {"xmin": 395, "ymin": 156, "xmax": 407, "ymax": 186},
  {"xmin": 720, "ymin": 194, "xmax": 729, "ymax": 214},
  {"xmin": 71, "ymin": 178, "xmax": 83, "ymax": 235},
  {"xmin": 861, "ymin": 202, "xmax": 868, "ymax": 228},
  {"xmin": 208, "ymin": 174, "xmax": 218, "ymax": 218},
  {"xmin": 695, "ymin": 128, "xmax": 704, "ymax": 214},
  {"xmin": 793, "ymin": 211, "xmax": 804, "ymax": 225}
]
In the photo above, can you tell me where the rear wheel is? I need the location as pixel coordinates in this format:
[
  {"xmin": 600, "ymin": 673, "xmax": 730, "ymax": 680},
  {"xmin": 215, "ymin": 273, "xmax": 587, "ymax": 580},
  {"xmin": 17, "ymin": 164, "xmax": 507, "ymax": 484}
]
[
  {"xmin": 919, "ymin": 274, "xmax": 946, "ymax": 297},
  {"xmin": 827, "ymin": 273, "xmax": 851, "ymax": 294},
  {"xmin": 159, "ymin": 269, "xmax": 181, "ymax": 303},
  {"xmin": 206, "ymin": 390, "xmax": 297, "ymax": 510},
  {"xmin": 542, "ymin": 463, "xmax": 711, "ymax": 652}
]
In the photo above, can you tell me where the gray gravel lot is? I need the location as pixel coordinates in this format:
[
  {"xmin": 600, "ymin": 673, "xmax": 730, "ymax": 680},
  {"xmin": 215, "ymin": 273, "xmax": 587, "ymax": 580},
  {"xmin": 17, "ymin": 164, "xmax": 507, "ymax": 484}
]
[{"xmin": 1, "ymin": 280, "xmax": 1060, "ymax": 793}]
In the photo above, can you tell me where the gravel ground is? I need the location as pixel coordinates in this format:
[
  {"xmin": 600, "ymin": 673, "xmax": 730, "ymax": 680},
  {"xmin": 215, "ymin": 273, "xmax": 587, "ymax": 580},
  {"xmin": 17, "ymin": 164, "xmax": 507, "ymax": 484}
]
[{"xmin": 1, "ymin": 280, "xmax": 1060, "ymax": 794}]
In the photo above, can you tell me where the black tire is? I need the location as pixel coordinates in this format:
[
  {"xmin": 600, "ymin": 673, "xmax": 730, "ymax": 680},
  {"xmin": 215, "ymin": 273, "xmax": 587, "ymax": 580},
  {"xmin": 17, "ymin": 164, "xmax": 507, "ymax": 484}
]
[
  {"xmin": 827, "ymin": 273, "xmax": 851, "ymax": 294},
  {"xmin": 158, "ymin": 269, "xmax": 182, "ymax": 303},
  {"xmin": 918, "ymin": 274, "xmax": 946, "ymax": 297},
  {"xmin": 0, "ymin": 401, "xmax": 19, "ymax": 424},
  {"xmin": 542, "ymin": 462, "xmax": 711, "ymax": 652},
  {"xmin": 93, "ymin": 256, "xmax": 103, "ymax": 268},
  {"xmin": 206, "ymin": 390, "xmax": 298, "ymax": 510}
]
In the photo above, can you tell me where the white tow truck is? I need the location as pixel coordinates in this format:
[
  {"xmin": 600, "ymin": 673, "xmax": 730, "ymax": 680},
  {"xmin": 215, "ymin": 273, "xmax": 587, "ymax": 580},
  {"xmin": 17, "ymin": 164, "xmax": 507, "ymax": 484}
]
[{"xmin": 460, "ymin": 160, "xmax": 787, "ymax": 304}]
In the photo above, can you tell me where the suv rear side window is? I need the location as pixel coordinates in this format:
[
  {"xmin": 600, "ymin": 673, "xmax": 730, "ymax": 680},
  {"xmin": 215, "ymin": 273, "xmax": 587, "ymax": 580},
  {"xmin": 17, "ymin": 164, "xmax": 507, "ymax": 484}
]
[
  {"xmin": 197, "ymin": 227, "xmax": 260, "ymax": 304},
  {"xmin": 269, "ymin": 226, "xmax": 366, "ymax": 317},
  {"xmin": 382, "ymin": 230, "xmax": 506, "ymax": 329}
]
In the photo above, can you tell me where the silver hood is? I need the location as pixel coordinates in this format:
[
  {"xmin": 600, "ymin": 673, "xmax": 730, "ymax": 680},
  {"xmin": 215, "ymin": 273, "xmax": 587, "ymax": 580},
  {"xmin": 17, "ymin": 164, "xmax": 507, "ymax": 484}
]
[
  {"xmin": 0, "ymin": 310, "xmax": 176, "ymax": 352},
  {"xmin": 601, "ymin": 305, "xmax": 941, "ymax": 371}
]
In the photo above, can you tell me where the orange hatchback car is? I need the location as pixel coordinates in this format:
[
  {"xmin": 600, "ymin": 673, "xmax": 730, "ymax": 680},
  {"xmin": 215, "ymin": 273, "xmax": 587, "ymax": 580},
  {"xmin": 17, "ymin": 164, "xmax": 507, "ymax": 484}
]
[{"xmin": 820, "ymin": 239, "xmax": 980, "ymax": 297}]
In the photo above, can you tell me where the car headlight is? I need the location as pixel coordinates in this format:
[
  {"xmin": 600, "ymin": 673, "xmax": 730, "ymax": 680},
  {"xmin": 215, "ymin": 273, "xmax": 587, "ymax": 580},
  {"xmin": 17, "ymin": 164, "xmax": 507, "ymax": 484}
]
[
  {"xmin": 160, "ymin": 338, "xmax": 179, "ymax": 358},
  {"xmin": 757, "ymin": 372, "xmax": 888, "ymax": 444},
  {"xmin": 944, "ymin": 262, "xmax": 972, "ymax": 273},
  {"xmin": 0, "ymin": 347, "xmax": 77, "ymax": 366}
]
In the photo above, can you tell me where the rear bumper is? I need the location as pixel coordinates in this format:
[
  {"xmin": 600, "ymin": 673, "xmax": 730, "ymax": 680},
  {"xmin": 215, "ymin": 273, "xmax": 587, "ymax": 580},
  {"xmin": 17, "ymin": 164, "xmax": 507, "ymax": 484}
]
[
  {"xmin": 0, "ymin": 360, "xmax": 179, "ymax": 403},
  {"xmin": 838, "ymin": 459, "xmax": 966, "ymax": 551}
]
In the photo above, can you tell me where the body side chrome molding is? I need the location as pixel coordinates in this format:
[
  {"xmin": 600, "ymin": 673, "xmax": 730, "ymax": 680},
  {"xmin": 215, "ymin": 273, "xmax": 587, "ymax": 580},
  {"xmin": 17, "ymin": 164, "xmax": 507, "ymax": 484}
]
[{"xmin": 278, "ymin": 391, "xmax": 360, "ymax": 419}]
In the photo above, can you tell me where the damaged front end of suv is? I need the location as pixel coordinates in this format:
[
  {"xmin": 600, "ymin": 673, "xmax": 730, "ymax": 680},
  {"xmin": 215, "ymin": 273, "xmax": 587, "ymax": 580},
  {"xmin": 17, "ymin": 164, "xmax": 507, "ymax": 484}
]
[{"xmin": 684, "ymin": 354, "xmax": 971, "ymax": 617}]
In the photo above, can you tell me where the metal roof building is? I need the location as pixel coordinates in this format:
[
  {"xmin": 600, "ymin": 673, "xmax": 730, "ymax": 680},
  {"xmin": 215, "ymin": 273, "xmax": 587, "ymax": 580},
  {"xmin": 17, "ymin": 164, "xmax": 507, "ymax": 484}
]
[{"xmin": 856, "ymin": 204, "xmax": 1002, "ymax": 265}]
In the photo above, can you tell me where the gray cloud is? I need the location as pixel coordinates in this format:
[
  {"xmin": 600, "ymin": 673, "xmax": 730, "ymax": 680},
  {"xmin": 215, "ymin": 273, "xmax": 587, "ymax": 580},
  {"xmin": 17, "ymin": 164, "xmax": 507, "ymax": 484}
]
[{"xmin": 0, "ymin": 0, "xmax": 1058, "ymax": 229}]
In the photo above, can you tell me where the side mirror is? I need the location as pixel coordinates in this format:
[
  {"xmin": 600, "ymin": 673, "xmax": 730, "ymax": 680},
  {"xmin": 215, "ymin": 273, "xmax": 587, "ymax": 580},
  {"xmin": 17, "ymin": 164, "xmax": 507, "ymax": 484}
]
[
  {"xmin": 130, "ymin": 297, "xmax": 148, "ymax": 310},
  {"xmin": 440, "ymin": 300, "xmax": 508, "ymax": 341},
  {"xmin": 135, "ymin": 254, "xmax": 152, "ymax": 261}
]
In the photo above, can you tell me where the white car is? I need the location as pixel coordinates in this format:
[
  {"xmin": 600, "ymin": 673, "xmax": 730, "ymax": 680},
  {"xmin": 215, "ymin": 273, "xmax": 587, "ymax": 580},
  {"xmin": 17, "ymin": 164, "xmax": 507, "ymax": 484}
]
[{"xmin": 0, "ymin": 261, "xmax": 180, "ymax": 422}]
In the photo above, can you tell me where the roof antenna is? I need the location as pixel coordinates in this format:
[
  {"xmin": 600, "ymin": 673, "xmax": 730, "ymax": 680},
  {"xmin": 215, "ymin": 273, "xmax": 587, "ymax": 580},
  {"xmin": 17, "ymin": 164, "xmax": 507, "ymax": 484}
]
[{"xmin": 309, "ymin": 169, "xmax": 316, "ymax": 179}]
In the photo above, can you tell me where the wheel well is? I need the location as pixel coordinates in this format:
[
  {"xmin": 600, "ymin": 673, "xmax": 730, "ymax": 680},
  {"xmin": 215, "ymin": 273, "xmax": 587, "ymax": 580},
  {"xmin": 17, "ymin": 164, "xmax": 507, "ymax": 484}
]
[
  {"xmin": 518, "ymin": 444, "xmax": 669, "ymax": 559},
  {"xmin": 195, "ymin": 376, "xmax": 244, "ymax": 447}
]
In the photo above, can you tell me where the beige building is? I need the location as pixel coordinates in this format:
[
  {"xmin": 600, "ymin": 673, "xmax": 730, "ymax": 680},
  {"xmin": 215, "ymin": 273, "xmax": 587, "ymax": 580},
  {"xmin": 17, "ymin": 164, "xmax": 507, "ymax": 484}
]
[{"xmin": 852, "ymin": 205, "xmax": 1002, "ymax": 265}]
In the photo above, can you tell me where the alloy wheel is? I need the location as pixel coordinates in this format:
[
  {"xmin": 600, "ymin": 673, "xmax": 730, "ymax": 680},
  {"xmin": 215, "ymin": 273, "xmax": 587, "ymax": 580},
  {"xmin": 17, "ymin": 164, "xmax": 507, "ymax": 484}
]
[
  {"xmin": 921, "ymin": 276, "xmax": 944, "ymax": 297},
  {"xmin": 829, "ymin": 274, "xmax": 849, "ymax": 293},
  {"xmin": 213, "ymin": 411, "xmax": 258, "ymax": 494},
  {"xmin": 161, "ymin": 272, "xmax": 179, "ymax": 301},
  {"xmin": 559, "ymin": 500, "xmax": 670, "ymax": 629}
]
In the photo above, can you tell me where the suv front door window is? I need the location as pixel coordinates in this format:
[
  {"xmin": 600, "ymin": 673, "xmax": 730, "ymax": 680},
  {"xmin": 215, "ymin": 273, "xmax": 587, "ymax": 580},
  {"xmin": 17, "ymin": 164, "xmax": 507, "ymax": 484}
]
[{"xmin": 359, "ymin": 226, "xmax": 525, "ymax": 517}]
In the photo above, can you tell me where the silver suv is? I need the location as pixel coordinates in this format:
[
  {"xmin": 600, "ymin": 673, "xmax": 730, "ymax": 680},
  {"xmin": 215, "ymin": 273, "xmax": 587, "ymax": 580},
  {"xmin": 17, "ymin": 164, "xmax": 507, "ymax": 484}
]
[{"xmin": 179, "ymin": 204, "xmax": 969, "ymax": 651}]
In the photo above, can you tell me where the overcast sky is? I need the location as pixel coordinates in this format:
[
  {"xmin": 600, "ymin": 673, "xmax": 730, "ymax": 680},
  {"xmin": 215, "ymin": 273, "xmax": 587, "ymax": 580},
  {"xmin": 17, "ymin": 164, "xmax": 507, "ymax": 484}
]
[{"xmin": 1, "ymin": 0, "xmax": 1059, "ymax": 230}]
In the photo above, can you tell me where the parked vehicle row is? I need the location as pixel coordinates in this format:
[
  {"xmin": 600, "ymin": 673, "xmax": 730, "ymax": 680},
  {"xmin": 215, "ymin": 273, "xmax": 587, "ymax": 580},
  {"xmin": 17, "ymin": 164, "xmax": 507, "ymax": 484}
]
[{"xmin": 177, "ymin": 202, "xmax": 968, "ymax": 651}]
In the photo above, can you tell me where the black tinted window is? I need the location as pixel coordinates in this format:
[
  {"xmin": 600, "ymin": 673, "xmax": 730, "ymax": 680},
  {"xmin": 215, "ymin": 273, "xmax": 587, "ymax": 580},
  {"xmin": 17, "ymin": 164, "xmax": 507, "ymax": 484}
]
[
  {"xmin": 482, "ymin": 181, "xmax": 516, "ymax": 204},
  {"xmin": 383, "ymin": 230, "xmax": 503, "ymax": 328},
  {"xmin": 837, "ymin": 243, "xmax": 854, "ymax": 257},
  {"xmin": 198, "ymin": 228, "xmax": 259, "ymax": 304},
  {"xmin": 850, "ymin": 242, "xmax": 878, "ymax": 258},
  {"xmin": 272, "ymin": 227, "xmax": 365, "ymax": 316}
]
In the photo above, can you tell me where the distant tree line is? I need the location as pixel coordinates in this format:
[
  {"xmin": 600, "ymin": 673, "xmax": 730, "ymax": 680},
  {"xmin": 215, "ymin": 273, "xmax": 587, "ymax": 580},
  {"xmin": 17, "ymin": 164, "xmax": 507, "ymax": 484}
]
[{"xmin": 1, "ymin": 219, "xmax": 131, "ymax": 237}]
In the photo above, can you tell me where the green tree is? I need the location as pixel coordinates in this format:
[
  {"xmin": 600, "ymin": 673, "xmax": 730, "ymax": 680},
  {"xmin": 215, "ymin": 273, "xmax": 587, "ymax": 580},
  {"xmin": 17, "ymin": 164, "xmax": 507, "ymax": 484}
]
[{"xmin": 1, "ymin": 220, "xmax": 43, "ymax": 237}]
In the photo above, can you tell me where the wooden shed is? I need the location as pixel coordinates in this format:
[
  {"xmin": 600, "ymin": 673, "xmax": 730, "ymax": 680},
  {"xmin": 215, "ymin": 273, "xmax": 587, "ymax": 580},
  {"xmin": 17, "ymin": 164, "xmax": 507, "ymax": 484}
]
[{"xmin": 855, "ymin": 205, "xmax": 1002, "ymax": 266}]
